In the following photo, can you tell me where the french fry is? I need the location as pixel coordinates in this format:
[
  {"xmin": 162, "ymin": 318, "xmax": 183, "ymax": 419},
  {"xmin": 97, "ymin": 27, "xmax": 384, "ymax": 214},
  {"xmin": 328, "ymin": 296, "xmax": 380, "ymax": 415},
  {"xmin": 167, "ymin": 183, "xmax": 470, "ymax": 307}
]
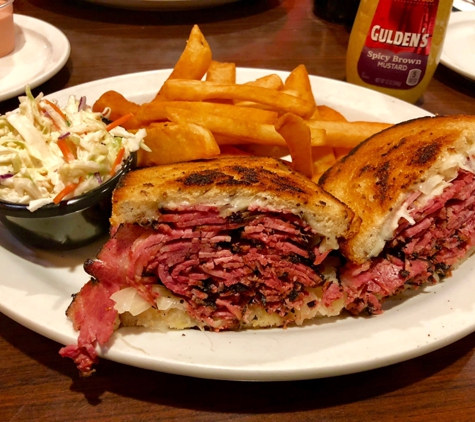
[
  {"xmin": 311, "ymin": 106, "xmax": 348, "ymax": 163},
  {"xmin": 136, "ymin": 100, "xmax": 278, "ymax": 125},
  {"xmin": 284, "ymin": 65, "xmax": 317, "ymax": 107},
  {"xmin": 161, "ymin": 79, "xmax": 316, "ymax": 118},
  {"xmin": 167, "ymin": 25, "xmax": 212, "ymax": 81},
  {"xmin": 275, "ymin": 113, "xmax": 314, "ymax": 179},
  {"xmin": 236, "ymin": 144, "xmax": 290, "ymax": 158},
  {"xmin": 334, "ymin": 147, "xmax": 352, "ymax": 159},
  {"xmin": 206, "ymin": 60, "xmax": 236, "ymax": 84},
  {"xmin": 135, "ymin": 100, "xmax": 175, "ymax": 123},
  {"xmin": 244, "ymin": 74, "xmax": 284, "ymax": 90},
  {"xmin": 315, "ymin": 105, "xmax": 347, "ymax": 121},
  {"xmin": 153, "ymin": 25, "xmax": 212, "ymax": 101},
  {"xmin": 166, "ymin": 107, "xmax": 286, "ymax": 146},
  {"xmin": 212, "ymin": 134, "xmax": 247, "ymax": 145},
  {"xmin": 93, "ymin": 26, "xmax": 393, "ymax": 183},
  {"xmin": 306, "ymin": 120, "xmax": 392, "ymax": 148},
  {"xmin": 281, "ymin": 89, "xmax": 301, "ymax": 98},
  {"xmin": 137, "ymin": 121, "xmax": 220, "ymax": 167},
  {"xmin": 212, "ymin": 125, "xmax": 327, "ymax": 149},
  {"xmin": 92, "ymin": 91, "xmax": 142, "ymax": 130},
  {"xmin": 311, "ymin": 146, "xmax": 337, "ymax": 183},
  {"xmin": 218, "ymin": 145, "xmax": 252, "ymax": 156},
  {"xmin": 231, "ymin": 101, "xmax": 277, "ymax": 111},
  {"xmin": 235, "ymin": 74, "xmax": 285, "ymax": 108}
]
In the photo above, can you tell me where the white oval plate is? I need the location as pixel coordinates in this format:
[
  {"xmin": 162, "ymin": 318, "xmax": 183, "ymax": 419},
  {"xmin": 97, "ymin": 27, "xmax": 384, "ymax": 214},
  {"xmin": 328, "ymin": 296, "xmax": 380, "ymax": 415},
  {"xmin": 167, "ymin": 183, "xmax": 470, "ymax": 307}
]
[
  {"xmin": 0, "ymin": 15, "xmax": 70, "ymax": 103},
  {"xmin": 82, "ymin": 0, "xmax": 240, "ymax": 11},
  {"xmin": 2, "ymin": 69, "xmax": 469, "ymax": 383},
  {"xmin": 440, "ymin": 11, "xmax": 475, "ymax": 80}
]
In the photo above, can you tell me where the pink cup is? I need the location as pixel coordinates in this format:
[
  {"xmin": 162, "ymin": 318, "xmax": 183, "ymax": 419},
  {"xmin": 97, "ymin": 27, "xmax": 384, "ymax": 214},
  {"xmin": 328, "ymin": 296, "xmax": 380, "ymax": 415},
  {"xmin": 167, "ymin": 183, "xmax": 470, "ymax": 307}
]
[{"xmin": 0, "ymin": 0, "xmax": 14, "ymax": 58}]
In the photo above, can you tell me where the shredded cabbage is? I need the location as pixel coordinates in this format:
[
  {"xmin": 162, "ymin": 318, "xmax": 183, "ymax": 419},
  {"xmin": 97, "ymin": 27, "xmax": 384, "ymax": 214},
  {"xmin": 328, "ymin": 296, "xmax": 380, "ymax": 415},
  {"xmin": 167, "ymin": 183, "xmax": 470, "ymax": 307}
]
[{"xmin": 0, "ymin": 87, "xmax": 148, "ymax": 211}]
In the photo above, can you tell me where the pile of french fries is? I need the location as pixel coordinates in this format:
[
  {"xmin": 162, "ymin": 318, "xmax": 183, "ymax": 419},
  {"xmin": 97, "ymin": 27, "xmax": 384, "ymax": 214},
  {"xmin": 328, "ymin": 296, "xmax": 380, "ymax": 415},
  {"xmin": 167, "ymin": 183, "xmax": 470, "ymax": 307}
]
[{"xmin": 93, "ymin": 25, "xmax": 392, "ymax": 182}]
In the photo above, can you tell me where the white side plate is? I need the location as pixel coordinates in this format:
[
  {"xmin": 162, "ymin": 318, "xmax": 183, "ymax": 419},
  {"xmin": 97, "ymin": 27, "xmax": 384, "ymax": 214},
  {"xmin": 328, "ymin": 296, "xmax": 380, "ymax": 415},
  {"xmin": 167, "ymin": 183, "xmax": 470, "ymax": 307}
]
[
  {"xmin": 452, "ymin": 1, "xmax": 475, "ymax": 12},
  {"xmin": 0, "ymin": 15, "xmax": 70, "ymax": 103},
  {"xmin": 440, "ymin": 11, "xmax": 475, "ymax": 80}
]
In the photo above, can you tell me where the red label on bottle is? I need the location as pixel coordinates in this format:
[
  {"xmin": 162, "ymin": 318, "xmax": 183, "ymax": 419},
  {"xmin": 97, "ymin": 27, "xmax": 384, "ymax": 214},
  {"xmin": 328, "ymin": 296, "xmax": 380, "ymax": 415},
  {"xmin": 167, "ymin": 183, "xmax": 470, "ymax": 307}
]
[{"xmin": 357, "ymin": 0, "xmax": 439, "ymax": 90}]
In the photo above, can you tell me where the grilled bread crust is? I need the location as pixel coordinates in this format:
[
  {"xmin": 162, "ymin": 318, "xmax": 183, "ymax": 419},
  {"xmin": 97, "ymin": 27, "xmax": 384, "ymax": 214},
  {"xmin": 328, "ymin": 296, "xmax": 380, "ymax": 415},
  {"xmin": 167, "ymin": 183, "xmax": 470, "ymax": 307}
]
[
  {"xmin": 111, "ymin": 156, "xmax": 359, "ymax": 244},
  {"xmin": 319, "ymin": 114, "xmax": 475, "ymax": 264}
]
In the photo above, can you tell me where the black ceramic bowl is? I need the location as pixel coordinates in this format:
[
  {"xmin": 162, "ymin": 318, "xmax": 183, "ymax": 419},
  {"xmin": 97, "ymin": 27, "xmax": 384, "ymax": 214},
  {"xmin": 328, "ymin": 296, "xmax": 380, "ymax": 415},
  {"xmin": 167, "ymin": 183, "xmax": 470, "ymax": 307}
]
[{"xmin": 0, "ymin": 155, "xmax": 135, "ymax": 250}]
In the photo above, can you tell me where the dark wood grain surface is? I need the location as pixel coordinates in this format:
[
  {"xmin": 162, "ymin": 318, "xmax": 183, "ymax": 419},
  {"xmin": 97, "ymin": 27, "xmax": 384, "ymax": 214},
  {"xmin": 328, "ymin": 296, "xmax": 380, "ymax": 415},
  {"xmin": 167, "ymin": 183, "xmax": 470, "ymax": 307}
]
[{"xmin": 1, "ymin": 1, "xmax": 475, "ymax": 420}]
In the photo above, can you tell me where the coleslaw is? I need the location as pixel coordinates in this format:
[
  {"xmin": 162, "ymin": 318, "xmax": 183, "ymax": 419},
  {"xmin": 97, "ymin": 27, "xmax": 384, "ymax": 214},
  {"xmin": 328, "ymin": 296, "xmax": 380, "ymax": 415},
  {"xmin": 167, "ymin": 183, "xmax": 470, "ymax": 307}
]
[{"xmin": 0, "ymin": 87, "xmax": 148, "ymax": 211}]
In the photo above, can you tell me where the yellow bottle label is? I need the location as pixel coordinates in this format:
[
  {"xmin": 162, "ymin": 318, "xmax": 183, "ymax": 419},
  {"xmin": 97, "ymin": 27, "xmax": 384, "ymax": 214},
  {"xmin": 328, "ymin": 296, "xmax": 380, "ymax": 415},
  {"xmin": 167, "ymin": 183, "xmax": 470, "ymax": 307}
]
[{"xmin": 357, "ymin": 0, "xmax": 440, "ymax": 90}]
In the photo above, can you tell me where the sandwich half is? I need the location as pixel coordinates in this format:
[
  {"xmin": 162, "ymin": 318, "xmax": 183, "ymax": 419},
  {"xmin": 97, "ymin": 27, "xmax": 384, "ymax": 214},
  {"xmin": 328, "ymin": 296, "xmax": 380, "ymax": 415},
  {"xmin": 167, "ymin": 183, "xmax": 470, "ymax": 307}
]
[
  {"xmin": 60, "ymin": 155, "xmax": 358, "ymax": 375},
  {"xmin": 319, "ymin": 114, "xmax": 475, "ymax": 315}
]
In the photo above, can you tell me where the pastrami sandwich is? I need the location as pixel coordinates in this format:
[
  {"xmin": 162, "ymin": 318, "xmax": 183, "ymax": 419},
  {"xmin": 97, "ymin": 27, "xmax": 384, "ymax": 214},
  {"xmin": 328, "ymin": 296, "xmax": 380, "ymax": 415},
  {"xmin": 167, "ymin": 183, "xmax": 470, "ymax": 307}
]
[
  {"xmin": 60, "ymin": 155, "xmax": 359, "ymax": 375},
  {"xmin": 319, "ymin": 114, "xmax": 475, "ymax": 315}
]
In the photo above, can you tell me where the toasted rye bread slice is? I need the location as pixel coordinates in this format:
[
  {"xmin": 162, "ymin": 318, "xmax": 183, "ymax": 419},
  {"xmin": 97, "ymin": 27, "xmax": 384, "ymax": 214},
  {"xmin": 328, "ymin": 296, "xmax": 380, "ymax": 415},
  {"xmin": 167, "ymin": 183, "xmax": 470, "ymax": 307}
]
[
  {"xmin": 111, "ymin": 156, "xmax": 359, "ymax": 249},
  {"xmin": 319, "ymin": 114, "xmax": 475, "ymax": 264}
]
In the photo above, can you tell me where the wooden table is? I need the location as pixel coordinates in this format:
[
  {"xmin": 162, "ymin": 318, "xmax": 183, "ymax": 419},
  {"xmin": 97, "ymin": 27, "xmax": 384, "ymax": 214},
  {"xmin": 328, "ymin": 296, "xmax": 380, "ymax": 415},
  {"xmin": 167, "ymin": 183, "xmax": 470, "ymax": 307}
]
[{"xmin": 2, "ymin": 1, "xmax": 475, "ymax": 420}]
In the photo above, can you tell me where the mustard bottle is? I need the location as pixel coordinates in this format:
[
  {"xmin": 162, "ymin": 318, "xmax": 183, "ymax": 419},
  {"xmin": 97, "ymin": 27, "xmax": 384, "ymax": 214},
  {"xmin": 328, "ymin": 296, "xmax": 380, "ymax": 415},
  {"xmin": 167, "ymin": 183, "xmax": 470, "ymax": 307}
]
[{"xmin": 346, "ymin": 0, "xmax": 453, "ymax": 103}]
